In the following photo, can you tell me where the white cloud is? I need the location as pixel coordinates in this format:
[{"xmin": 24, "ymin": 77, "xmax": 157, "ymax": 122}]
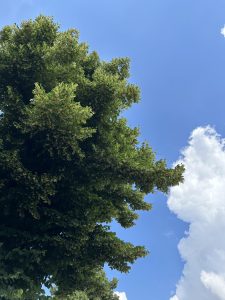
[
  {"xmin": 201, "ymin": 271, "xmax": 225, "ymax": 299},
  {"xmin": 168, "ymin": 126, "xmax": 225, "ymax": 300},
  {"xmin": 221, "ymin": 25, "xmax": 225, "ymax": 37},
  {"xmin": 114, "ymin": 291, "xmax": 128, "ymax": 300}
]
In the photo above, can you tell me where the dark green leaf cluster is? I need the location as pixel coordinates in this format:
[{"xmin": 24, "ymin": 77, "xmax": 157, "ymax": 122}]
[
  {"xmin": 0, "ymin": 16, "xmax": 184, "ymax": 299},
  {"xmin": 51, "ymin": 269, "xmax": 119, "ymax": 300}
]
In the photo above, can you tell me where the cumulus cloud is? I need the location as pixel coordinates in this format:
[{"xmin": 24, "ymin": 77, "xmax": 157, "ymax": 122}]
[
  {"xmin": 221, "ymin": 25, "xmax": 225, "ymax": 37},
  {"xmin": 201, "ymin": 271, "xmax": 225, "ymax": 299},
  {"xmin": 168, "ymin": 126, "xmax": 225, "ymax": 300},
  {"xmin": 114, "ymin": 291, "xmax": 128, "ymax": 300}
]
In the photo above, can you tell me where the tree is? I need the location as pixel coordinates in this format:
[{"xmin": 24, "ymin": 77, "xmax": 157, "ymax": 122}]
[
  {"xmin": 0, "ymin": 16, "xmax": 184, "ymax": 299},
  {"xmin": 50, "ymin": 269, "xmax": 119, "ymax": 300}
]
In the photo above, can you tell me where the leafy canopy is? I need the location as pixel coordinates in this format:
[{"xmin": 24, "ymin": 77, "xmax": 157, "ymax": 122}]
[{"xmin": 0, "ymin": 16, "xmax": 184, "ymax": 299}]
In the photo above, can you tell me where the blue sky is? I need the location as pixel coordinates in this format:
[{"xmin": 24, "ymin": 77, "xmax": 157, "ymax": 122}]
[{"xmin": 1, "ymin": 1, "xmax": 225, "ymax": 299}]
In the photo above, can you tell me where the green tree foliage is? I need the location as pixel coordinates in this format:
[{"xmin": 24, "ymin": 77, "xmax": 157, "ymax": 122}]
[
  {"xmin": 0, "ymin": 16, "xmax": 184, "ymax": 299},
  {"xmin": 50, "ymin": 269, "xmax": 119, "ymax": 300}
]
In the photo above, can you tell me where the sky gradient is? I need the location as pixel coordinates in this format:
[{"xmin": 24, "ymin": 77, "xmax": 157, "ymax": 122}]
[{"xmin": 1, "ymin": 1, "xmax": 225, "ymax": 299}]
